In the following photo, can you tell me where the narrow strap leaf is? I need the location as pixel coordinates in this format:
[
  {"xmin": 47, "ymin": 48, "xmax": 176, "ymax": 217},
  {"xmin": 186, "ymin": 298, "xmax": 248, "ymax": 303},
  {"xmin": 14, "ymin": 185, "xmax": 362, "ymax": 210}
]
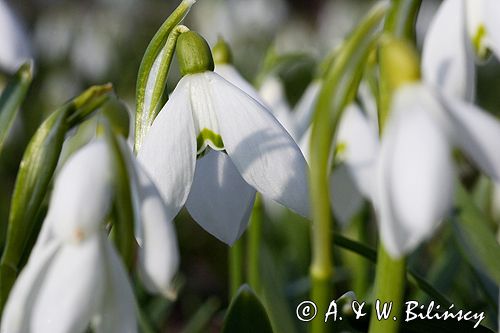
[{"xmin": 0, "ymin": 62, "xmax": 33, "ymax": 155}]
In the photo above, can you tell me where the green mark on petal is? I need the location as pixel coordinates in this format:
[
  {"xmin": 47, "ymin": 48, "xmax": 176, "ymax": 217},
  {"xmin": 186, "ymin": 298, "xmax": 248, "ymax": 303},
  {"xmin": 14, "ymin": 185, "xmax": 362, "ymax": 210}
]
[
  {"xmin": 197, "ymin": 128, "xmax": 224, "ymax": 153},
  {"xmin": 472, "ymin": 24, "xmax": 491, "ymax": 61}
]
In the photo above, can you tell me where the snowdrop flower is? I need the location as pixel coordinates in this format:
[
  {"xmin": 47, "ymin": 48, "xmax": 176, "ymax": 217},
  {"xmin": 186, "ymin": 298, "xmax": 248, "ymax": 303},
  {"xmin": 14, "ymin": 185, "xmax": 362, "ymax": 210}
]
[
  {"xmin": 376, "ymin": 81, "xmax": 500, "ymax": 258},
  {"xmin": 1, "ymin": 141, "xmax": 136, "ymax": 333},
  {"xmin": 375, "ymin": 20, "xmax": 500, "ymax": 257},
  {"xmin": 0, "ymin": 0, "xmax": 31, "ymax": 73},
  {"xmin": 138, "ymin": 31, "xmax": 309, "ymax": 245},
  {"xmin": 422, "ymin": 0, "xmax": 500, "ymax": 101}
]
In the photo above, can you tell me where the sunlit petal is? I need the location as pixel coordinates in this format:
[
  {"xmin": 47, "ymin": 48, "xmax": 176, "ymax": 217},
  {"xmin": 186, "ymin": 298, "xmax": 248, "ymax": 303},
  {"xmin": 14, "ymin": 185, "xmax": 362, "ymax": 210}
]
[
  {"xmin": 422, "ymin": 0, "xmax": 475, "ymax": 101},
  {"xmin": 186, "ymin": 150, "xmax": 256, "ymax": 245},
  {"xmin": 208, "ymin": 72, "xmax": 310, "ymax": 218},
  {"xmin": 138, "ymin": 77, "xmax": 197, "ymax": 221},
  {"xmin": 259, "ymin": 76, "xmax": 296, "ymax": 138}
]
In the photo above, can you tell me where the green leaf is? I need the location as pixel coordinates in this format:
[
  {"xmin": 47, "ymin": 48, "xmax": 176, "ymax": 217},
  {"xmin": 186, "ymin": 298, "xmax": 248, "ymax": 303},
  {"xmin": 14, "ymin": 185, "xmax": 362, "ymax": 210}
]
[
  {"xmin": 452, "ymin": 184, "xmax": 500, "ymax": 285},
  {"xmin": 135, "ymin": 0, "xmax": 194, "ymax": 151},
  {"xmin": 222, "ymin": 285, "xmax": 273, "ymax": 333},
  {"xmin": 0, "ymin": 62, "xmax": 33, "ymax": 155},
  {"xmin": 181, "ymin": 297, "xmax": 220, "ymax": 333},
  {"xmin": 0, "ymin": 84, "xmax": 112, "ymax": 312}
]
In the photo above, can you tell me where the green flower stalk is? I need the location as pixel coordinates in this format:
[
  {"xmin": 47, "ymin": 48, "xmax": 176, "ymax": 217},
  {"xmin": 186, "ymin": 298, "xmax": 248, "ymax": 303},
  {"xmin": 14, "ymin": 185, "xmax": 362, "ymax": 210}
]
[{"xmin": 308, "ymin": 3, "xmax": 387, "ymax": 332}]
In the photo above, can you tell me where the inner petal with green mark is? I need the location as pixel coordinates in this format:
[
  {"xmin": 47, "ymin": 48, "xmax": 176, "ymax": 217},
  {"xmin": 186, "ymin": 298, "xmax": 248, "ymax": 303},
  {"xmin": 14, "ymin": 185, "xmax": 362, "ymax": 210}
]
[
  {"xmin": 472, "ymin": 24, "xmax": 491, "ymax": 60},
  {"xmin": 189, "ymin": 73, "xmax": 225, "ymax": 154}
]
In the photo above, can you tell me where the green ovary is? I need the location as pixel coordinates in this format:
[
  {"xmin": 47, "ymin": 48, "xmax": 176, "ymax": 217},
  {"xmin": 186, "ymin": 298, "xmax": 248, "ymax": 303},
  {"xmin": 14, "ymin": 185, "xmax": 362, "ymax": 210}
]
[{"xmin": 197, "ymin": 128, "xmax": 224, "ymax": 153}]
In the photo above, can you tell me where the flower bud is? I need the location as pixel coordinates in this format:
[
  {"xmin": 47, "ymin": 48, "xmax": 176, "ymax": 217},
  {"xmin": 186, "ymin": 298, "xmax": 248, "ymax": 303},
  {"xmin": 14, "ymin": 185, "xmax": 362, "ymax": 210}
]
[{"xmin": 212, "ymin": 37, "xmax": 233, "ymax": 65}]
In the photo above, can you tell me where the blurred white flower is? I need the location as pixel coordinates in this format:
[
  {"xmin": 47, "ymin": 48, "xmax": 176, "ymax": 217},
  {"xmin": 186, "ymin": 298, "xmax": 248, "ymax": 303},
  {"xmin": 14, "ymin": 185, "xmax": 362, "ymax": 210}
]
[
  {"xmin": 138, "ymin": 70, "xmax": 310, "ymax": 245},
  {"xmin": 422, "ymin": 0, "xmax": 500, "ymax": 101},
  {"xmin": 0, "ymin": 0, "xmax": 31, "ymax": 73},
  {"xmin": 1, "ymin": 141, "xmax": 137, "ymax": 333},
  {"xmin": 375, "ymin": 83, "xmax": 500, "ymax": 258}
]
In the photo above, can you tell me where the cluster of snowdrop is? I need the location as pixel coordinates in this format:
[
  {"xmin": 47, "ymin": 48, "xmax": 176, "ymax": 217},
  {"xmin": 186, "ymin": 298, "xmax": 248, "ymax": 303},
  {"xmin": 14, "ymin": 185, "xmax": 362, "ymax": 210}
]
[{"xmin": 1, "ymin": 0, "xmax": 500, "ymax": 331}]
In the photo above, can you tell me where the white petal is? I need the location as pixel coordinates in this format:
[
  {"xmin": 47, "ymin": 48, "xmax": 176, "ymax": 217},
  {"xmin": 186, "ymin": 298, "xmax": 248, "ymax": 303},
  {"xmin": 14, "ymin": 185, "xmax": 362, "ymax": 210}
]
[
  {"xmin": 422, "ymin": 0, "xmax": 475, "ymax": 101},
  {"xmin": 336, "ymin": 104, "xmax": 379, "ymax": 199},
  {"xmin": 135, "ymin": 165, "xmax": 179, "ymax": 298},
  {"xmin": 441, "ymin": 96, "xmax": 500, "ymax": 182},
  {"xmin": 330, "ymin": 165, "xmax": 364, "ymax": 227},
  {"xmin": 483, "ymin": 0, "xmax": 500, "ymax": 58},
  {"xmin": 50, "ymin": 140, "xmax": 113, "ymax": 243},
  {"xmin": 259, "ymin": 76, "xmax": 296, "ymax": 138},
  {"xmin": 32, "ymin": 235, "xmax": 106, "ymax": 333},
  {"xmin": 0, "ymin": 0, "xmax": 31, "ymax": 73},
  {"xmin": 92, "ymin": 239, "xmax": 137, "ymax": 333},
  {"xmin": 376, "ymin": 85, "xmax": 454, "ymax": 258},
  {"xmin": 293, "ymin": 80, "xmax": 321, "ymax": 140},
  {"xmin": 207, "ymin": 72, "xmax": 310, "ymax": 218},
  {"xmin": 1, "ymin": 241, "xmax": 59, "ymax": 333},
  {"xmin": 215, "ymin": 64, "xmax": 264, "ymax": 103},
  {"xmin": 137, "ymin": 76, "xmax": 197, "ymax": 221},
  {"xmin": 188, "ymin": 73, "xmax": 224, "ymax": 152},
  {"xmin": 186, "ymin": 150, "xmax": 256, "ymax": 245}
]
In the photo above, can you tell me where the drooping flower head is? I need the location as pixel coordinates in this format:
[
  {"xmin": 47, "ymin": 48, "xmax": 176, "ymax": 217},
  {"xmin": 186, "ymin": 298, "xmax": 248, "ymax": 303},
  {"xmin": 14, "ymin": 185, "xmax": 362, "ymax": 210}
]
[{"xmin": 138, "ymin": 31, "xmax": 310, "ymax": 244}]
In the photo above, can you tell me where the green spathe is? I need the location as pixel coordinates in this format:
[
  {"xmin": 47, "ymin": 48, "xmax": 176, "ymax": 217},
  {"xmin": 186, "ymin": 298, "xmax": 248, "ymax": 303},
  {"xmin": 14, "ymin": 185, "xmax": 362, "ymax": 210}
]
[{"xmin": 177, "ymin": 31, "xmax": 214, "ymax": 76}]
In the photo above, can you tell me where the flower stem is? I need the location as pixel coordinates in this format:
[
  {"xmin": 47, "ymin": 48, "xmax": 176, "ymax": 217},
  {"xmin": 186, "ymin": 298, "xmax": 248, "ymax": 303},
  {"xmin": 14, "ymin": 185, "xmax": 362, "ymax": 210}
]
[
  {"xmin": 229, "ymin": 237, "xmax": 244, "ymax": 299},
  {"xmin": 368, "ymin": 246, "xmax": 406, "ymax": 333},
  {"xmin": 247, "ymin": 194, "xmax": 263, "ymax": 293}
]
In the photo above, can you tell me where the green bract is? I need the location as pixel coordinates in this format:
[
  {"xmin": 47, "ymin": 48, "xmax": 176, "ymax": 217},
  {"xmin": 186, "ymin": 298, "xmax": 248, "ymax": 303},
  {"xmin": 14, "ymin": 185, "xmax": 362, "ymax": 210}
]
[
  {"xmin": 176, "ymin": 31, "xmax": 214, "ymax": 76},
  {"xmin": 135, "ymin": 0, "xmax": 195, "ymax": 152}
]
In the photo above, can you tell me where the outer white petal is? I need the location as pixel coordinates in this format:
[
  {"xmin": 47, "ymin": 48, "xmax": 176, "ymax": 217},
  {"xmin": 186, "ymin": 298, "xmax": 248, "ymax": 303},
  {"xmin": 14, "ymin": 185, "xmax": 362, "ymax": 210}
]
[
  {"xmin": 1, "ymin": 241, "xmax": 59, "ymax": 333},
  {"xmin": 336, "ymin": 104, "xmax": 379, "ymax": 199},
  {"xmin": 134, "ymin": 164, "xmax": 179, "ymax": 298},
  {"xmin": 0, "ymin": 0, "xmax": 31, "ymax": 72},
  {"xmin": 50, "ymin": 140, "xmax": 113, "ymax": 243},
  {"xmin": 207, "ymin": 72, "xmax": 310, "ymax": 218},
  {"xmin": 137, "ymin": 76, "xmax": 197, "ymax": 221},
  {"xmin": 186, "ymin": 150, "xmax": 256, "ymax": 245},
  {"xmin": 259, "ymin": 76, "xmax": 296, "ymax": 138},
  {"xmin": 376, "ymin": 85, "xmax": 454, "ymax": 258},
  {"xmin": 330, "ymin": 165, "xmax": 364, "ymax": 226},
  {"xmin": 422, "ymin": 0, "xmax": 475, "ymax": 101},
  {"xmin": 483, "ymin": 0, "xmax": 500, "ymax": 58},
  {"xmin": 31, "ymin": 235, "xmax": 106, "ymax": 333},
  {"xmin": 92, "ymin": 238, "xmax": 137, "ymax": 333},
  {"xmin": 441, "ymin": 96, "xmax": 500, "ymax": 182},
  {"xmin": 215, "ymin": 64, "xmax": 264, "ymax": 103},
  {"xmin": 293, "ymin": 80, "xmax": 321, "ymax": 140}
]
